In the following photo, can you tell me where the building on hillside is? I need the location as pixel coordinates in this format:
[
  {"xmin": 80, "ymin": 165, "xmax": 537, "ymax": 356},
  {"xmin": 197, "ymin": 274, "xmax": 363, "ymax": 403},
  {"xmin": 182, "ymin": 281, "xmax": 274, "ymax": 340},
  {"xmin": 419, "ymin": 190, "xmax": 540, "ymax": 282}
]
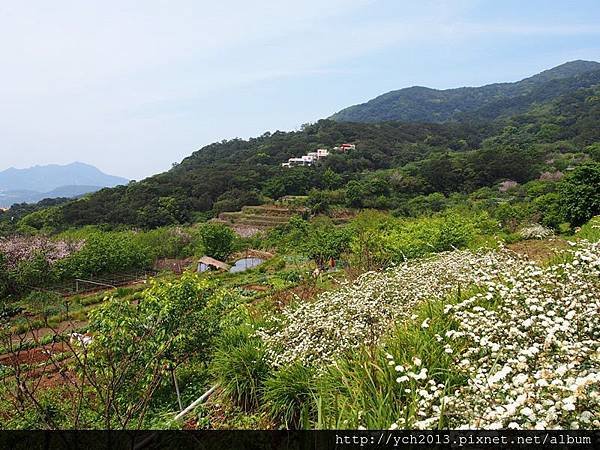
[
  {"xmin": 333, "ymin": 143, "xmax": 355, "ymax": 152},
  {"xmin": 316, "ymin": 148, "xmax": 329, "ymax": 158},
  {"xmin": 280, "ymin": 146, "xmax": 331, "ymax": 168}
]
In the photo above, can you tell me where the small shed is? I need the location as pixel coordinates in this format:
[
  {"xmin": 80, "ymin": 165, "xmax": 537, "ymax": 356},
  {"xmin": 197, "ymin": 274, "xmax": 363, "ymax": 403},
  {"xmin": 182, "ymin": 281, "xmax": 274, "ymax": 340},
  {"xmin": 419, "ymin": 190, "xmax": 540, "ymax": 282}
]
[{"xmin": 198, "ymin": 256, "xmax": 231, "ymax": 273}]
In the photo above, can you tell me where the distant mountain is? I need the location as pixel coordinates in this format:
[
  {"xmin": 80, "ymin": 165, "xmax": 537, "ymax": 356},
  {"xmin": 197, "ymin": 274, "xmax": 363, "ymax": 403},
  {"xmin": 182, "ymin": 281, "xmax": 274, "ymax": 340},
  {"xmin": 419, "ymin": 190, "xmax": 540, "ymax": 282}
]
[
  {"xmin": 0, "ymin": 162, "xmax": 127, "ymax": 193},
  {"xmin": 0, "ymin": 185, "xmax": 104, "ymax": 208},
  {"xmin": 330, "ymin": 60, "xmax": 600, "ymax": 123},
  {"xmin": 0, "ymin": 162, "xmax": 127, "ymax": 207}
]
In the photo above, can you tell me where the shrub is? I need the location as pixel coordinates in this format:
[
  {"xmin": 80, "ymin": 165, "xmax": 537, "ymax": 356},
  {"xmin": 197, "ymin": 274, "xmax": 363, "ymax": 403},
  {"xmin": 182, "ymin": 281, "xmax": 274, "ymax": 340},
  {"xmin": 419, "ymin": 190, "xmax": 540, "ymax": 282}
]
[
  {"xmin": 132, "ymin": 227, "xmax": 192, "ymax": 259},
  {"xmin": 199, "ymin": 223, "xmax": 236, "ymax": 260},
  {"xmin": 263, "ymin": 362, "xmax": 317, "ymax": 429},
  {"xmin": 22, "ymin": 291, "xmax": 63, "ymax": 320},
  {"xmin": 212, "ymin": 327, "xmax": 270, "ymax": 410},
  {"xmin": 302, "ymin": 217, "xmax": 350, "ymax": 268},
  {"xmin": 384, "ymin": 214, "xmax": 477, "ymax": 262},
  {"xmin": 533, "ymin": 193, "xmax": 563, "ymax": 229},
  {"xmin": 53, "ymin": 231, "xmax": 153, "ymax": 279},
  {"xmin": 559, "ymin": 163, "xmax": 600, "ymax": 226}
]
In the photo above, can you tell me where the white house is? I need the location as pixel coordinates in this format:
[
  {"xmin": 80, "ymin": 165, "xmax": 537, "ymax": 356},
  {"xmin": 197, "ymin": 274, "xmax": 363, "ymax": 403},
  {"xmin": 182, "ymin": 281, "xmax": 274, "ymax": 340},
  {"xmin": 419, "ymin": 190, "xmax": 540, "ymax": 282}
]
[{"xmin": 281, "ymin": 146, "xmax": 338, "ymax": 168}]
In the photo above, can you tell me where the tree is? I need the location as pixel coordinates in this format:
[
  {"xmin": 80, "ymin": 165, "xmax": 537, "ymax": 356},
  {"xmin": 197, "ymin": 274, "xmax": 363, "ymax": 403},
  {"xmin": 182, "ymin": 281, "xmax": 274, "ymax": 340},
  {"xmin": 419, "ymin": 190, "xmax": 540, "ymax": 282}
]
[
  {"xmin": 322, "ymin": 168, "xmax": 342, "ymax": 190},
  {"xmin": 0, "ymin": 253, "xmax": 9, "ymax": 299},
  {"xmin": 199, "ymin": 223, "xmax": 236, "ymax": 260},
  {"xmin": 345, "ymin": 180, "xmax": 365, "ymax": 208},
  {"xmin": 559, "ymin": 163, "xmax": 600, "ymax": 226},
  {"xmin": 302, "ymin": 218, "xmax": 350, "ymax": 269}
]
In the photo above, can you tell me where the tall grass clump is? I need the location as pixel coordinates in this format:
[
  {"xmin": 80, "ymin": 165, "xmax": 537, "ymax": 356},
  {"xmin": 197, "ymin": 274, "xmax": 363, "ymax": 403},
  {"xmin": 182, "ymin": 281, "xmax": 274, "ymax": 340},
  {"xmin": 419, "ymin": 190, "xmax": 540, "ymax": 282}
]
[
  {"xmin": 576, "ymin": 215, "xmax": 600, "ymax": 242},
  {"xmin": 211, "ymin": 325, "xmax": 271, "ymax": 410},
  {"xmin": 263, "ymin": 362, "xmax": 317, "ymax": 429}
]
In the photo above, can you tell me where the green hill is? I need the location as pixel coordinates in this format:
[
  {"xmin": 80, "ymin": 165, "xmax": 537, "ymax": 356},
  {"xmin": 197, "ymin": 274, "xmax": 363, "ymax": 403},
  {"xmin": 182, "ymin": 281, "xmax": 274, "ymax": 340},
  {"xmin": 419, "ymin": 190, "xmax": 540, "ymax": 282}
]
[
  {"xmin": 2, "ymin": 63, "xmax": 600, "ymax": 232},
  {"xmin": 330, "ymin": 60, "xmax": 600, "ymax": 123}
]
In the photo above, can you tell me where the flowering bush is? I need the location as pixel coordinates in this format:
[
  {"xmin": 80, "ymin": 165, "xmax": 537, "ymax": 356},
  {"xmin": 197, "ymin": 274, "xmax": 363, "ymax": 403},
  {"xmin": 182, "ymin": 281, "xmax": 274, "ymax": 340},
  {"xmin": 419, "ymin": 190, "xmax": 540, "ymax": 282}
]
[
  {"xmin": 385, "ymin": 240, "xmax": 600, "ymax": 429},
  {"xmin": 0, "ymin": 235, "xmax": 83, "ymax": 271},
  {"xmin": 438, "ymin": 240, "xmax": 600, "ymax": 429},
  {"xmin": 519, "ymin": 223, "xmax": 554, "ymax": 240},
  {"xmin": 257, "ymin": 248, "xmax": 523, "ymax": 367},
  {"xmin": 257, "ymin": 237, "xmax": 599, "ymax": 430}
]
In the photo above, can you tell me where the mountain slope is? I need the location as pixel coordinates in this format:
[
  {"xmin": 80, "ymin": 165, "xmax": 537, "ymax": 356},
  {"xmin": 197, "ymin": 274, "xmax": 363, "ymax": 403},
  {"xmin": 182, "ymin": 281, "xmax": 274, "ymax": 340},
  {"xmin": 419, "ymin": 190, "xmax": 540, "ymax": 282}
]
[
  {"xmin": 2, "ymin": 64, "xmax": 599, "ymax": 230},
  {"xmin": 0, "ymin": 162, "xmax": 127, "ymax": 193},
  {"xmin": 330, "ymin": 60, "xmax": 600, "ymax": 123},
  {"xmin": 0, "ymin": 185, "xmax": 104, "ymax": 208}
]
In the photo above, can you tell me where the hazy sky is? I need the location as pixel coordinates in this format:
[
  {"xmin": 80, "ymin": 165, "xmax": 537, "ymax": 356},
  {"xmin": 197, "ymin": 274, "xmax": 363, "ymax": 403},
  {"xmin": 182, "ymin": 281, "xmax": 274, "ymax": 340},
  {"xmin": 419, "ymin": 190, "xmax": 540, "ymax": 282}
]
[{"xmin": 1, "ymin": 0, "xmax": 600, "ymax": 180}]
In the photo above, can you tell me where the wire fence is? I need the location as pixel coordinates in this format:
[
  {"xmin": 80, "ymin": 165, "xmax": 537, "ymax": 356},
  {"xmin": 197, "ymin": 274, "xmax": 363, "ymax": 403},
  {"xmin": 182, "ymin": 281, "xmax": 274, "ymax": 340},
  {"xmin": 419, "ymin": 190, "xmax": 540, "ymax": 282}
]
[{"xmin": 31, "ymin": 270, "xmax": 159, "ymax": 298}]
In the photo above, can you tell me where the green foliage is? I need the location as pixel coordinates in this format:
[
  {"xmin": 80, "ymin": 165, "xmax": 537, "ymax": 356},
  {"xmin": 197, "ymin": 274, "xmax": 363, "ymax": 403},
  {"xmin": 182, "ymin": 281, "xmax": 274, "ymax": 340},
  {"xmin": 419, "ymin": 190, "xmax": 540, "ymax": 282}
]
[
  {"xmin": 349, "ymin": 211, "xmax": 486, "ymax": 267},
  {"xmin": 315, "ymin": 294, "xmax": 471, "ymax": 429},
  {"xmin": 263, "ymin": 362, "xmax": 317, "ymax": 429},
  {"xmin": 198, "ymin": 223, "xmax": 236, "ymax": 260},
  {"xmin": 83, "ymin": 274, "xmax": 235, "ymax": 428},
  {"xmin": 53, "ymin": 232, "xmax": 153, "ymax": 279},
  {"xmin": 493, "ymin": 202, "xmax": 535, "ymax": 232},
  {"xmin": 302, "ymin": 217, "xmax": 351, "ymax": 267},
  {"xmin": 533, "ymin": 193, "xmax": 563, "ymax": 229},
  {"xmin": 263, "ymin": 216, "xmax": 310, "ymax": 254},
  {"xmin": 576, "ymin": 215, "xmax": 600, "ymax": 242},
  {"xmin": 18, "ymin": 206, "xmax": 63, "ymax": 232},
  {"xmin": 212, "ymin": 325, "xmax": 271, "ymax": 410},
  {"xmin": 559, "ymin": 163, "xmax": 600, "ymax": 226},
  {"xmin": 22, "ymin": 291, "xmax": 63, "ymax": 321},
  {"xmin": 348, "ymin": 210, "xmax": 397, "ymax": 269},
  {"xmin": 132, "ymin": 227, "xmax": 194, "ymax": 259},
  {"xmin": 14, "ymin": 253, "xmax": 53, "ymax": 288}
]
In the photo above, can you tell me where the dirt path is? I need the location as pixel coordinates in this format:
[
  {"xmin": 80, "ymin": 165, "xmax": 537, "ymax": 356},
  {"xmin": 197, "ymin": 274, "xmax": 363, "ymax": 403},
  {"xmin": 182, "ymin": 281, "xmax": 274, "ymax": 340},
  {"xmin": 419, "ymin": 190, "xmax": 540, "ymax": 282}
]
[
  {"xmin": 0, "ymin": 341, "xmax": 69, "ymax": 366},
  {"xmin": 10, "ymin": 320, "xmax": 88, "ymax": 345}
]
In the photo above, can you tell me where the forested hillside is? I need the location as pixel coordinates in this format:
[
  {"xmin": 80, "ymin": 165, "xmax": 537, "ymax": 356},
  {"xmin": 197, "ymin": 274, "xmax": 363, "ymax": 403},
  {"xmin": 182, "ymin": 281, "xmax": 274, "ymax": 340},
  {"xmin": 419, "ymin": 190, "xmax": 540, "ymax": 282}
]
[
  {"xmin": 2, "ymin": 77, "xmax": 599, "ymax": 234},
  {"xmin": 330, "ymin": 60, "xmax": 600, "ymax": 123}
]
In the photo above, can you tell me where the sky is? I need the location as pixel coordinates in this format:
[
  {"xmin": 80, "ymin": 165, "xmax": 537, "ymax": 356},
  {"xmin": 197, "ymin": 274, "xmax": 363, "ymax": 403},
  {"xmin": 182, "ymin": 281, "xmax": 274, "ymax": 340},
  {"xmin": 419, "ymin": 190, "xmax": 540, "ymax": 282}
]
[{"xmin": 1, "ymin": 0, "xmax": 600, "ymax": 180}]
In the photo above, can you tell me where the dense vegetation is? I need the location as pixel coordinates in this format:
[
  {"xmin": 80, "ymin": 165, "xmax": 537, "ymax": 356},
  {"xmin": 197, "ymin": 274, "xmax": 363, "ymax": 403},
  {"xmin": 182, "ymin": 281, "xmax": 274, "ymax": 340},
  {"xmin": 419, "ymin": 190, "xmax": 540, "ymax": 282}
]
[
  {"xmin": 1, "ymin": 61, "xmax": 600, "ymax": 431},
  {"xmin": 1, "ymin": 73, "xmax": 599, "ymax": 233},
  {"xmin": 330, "ymin": 60, "xmax": 600, "ymax": 123}
]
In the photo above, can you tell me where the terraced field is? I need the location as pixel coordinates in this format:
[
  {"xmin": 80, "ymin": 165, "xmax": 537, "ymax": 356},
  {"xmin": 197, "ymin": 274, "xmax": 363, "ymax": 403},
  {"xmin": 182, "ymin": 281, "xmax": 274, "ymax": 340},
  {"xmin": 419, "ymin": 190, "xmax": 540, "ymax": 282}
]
[{"xmin": 216, "ymin": 205, "xmax": 309, "ymax": 236}]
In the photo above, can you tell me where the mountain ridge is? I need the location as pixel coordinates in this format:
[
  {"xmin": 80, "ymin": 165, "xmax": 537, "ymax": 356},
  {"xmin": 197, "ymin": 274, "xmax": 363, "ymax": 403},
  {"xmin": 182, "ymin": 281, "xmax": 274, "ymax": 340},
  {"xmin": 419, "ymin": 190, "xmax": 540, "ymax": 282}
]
[
  {"xmin": 1, "ymin": 60, "xmax": 599, "ymax": 228},
  {"xmin": 0, "ymin": 162, "xmax": 127, "ymax": 193},
  {"xmin": 0, "ymin": 162, "xmax": 128, "ymax": 207},
  {"xmin": 330, "ymin": 60, "xmax": 600, "ymax": 123}
]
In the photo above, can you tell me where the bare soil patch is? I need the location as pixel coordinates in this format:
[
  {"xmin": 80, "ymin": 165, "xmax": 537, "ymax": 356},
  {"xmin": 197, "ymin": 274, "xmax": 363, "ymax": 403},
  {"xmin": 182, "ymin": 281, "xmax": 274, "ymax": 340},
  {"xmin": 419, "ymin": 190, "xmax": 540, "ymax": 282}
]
[{"xmin": 507, "ymin": 238, "xmax": 567, "ymax": 263}]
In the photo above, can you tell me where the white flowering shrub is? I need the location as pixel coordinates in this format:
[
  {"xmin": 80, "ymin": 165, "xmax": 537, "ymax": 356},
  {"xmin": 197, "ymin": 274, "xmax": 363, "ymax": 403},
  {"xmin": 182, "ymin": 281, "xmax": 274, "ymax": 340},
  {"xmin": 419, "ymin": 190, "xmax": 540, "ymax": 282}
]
[
  {"xmin": 257, "ymin": 249, "xmax": 524, "ymax": 367},
  {"xmin": 519, "ymin": 224, "xmax": 554, "ymax": 240},
  {"xmin": 389, "ymin": 240, "xmax": 600, "ymax": 429},
  {"xmin": 0, "ymin": 235, "xmax": 83, "ymax": 270},
  {"xmin": 256, "ymin": 237, "xmax": 599, "ymax": 430}
]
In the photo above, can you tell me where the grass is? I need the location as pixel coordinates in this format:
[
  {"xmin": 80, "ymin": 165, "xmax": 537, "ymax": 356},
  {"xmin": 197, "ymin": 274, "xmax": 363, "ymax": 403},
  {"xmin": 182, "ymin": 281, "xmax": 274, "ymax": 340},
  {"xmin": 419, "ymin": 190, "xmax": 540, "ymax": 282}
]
[
  {"xmin": 211, "ymin": 326, "xmax": 271, "ymax": 411},
  {"xmin": 263, "ymin": 361, "xmax": 317, "ymax": 429},
  {"xmin": 576, "ymin": 215, "xmax": 600, "ymax": 242}
]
